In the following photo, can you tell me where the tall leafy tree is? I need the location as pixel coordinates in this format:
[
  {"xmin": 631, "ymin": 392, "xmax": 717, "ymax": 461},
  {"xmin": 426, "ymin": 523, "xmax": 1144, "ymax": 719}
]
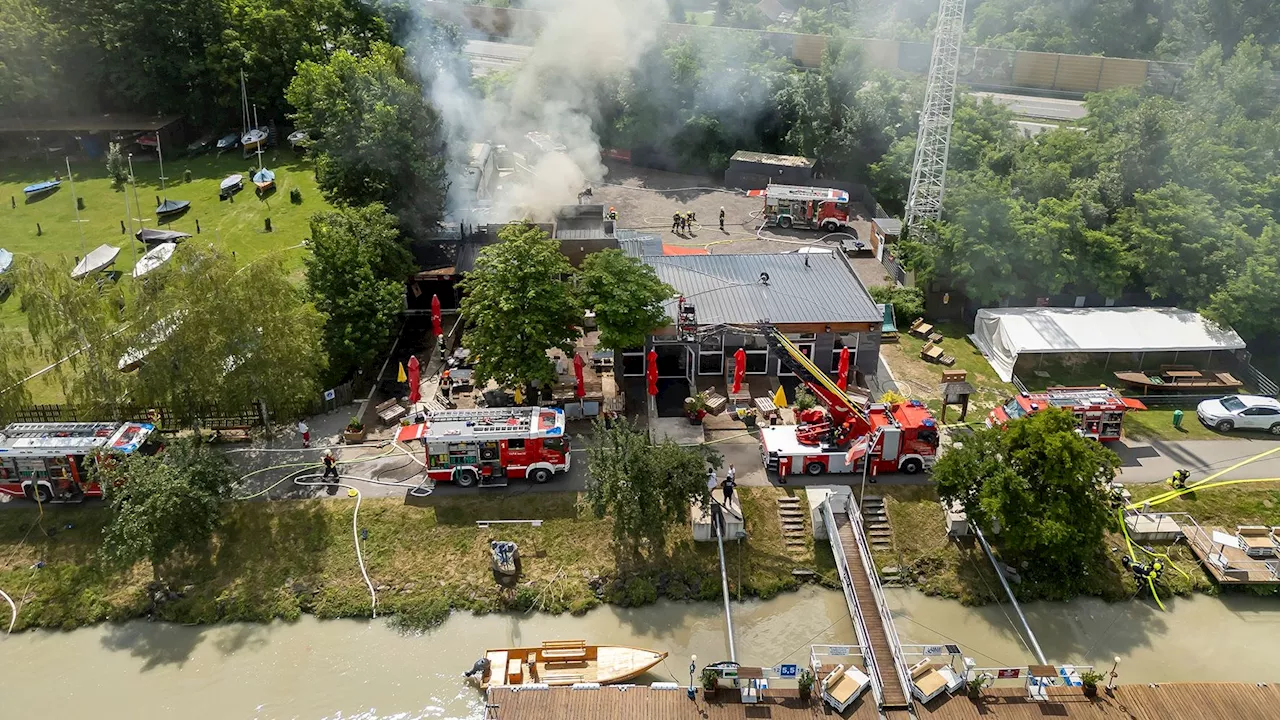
[
  {"xmin": 0, "ymin": 331, "xmax": 32, "ymax": 421},
  {"xmin": 934, "ymin": 409, "xmax": 1119, "ymax": 584},
  {"xmin": 584, "ymin": 418, "xmax": 720, "ymax": 555},
  {"xmin": 577, "ymin": 249, "xmax": 673, "ymax": 351},
  {"xmin": 460, "ymin": 222, "xmax": 583, "ymax": 392},
  {"xmin": 95, "ymin": 438, "xmax": 235, "ymax": 583},
  {"xmin": 18, "ymin": 257, "xmax": 130, "ymax": 417},
  {"xmin": 304, "ymin": 204, "xmax": 411, "ymax": 382},
  {"xmin": 286, "ymin": 42, "xmax": 448, "ymax": 234}
]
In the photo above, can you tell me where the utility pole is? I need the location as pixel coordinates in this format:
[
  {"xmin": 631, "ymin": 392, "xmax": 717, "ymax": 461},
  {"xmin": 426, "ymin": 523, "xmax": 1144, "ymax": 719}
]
[{"xmin": 904, "ymin": 0, "xmax": 967, "ymax": 240}]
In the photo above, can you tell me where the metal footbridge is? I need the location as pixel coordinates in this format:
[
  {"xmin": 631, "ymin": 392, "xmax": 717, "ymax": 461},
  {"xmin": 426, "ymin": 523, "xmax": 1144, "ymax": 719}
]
[{"xmin": 822, "ymin": 492, "xmax": 916, "ymax": 717}]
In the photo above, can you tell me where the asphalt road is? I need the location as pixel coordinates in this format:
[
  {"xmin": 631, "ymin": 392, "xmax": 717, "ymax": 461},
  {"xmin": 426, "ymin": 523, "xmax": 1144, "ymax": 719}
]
[
  {"xmin": 1112, "ymin": 436, "xmax": 1280, "ymax": 486},
  {"xmin": 971, "ymin": 91, "xmax": 1087, "ymax": 121}
]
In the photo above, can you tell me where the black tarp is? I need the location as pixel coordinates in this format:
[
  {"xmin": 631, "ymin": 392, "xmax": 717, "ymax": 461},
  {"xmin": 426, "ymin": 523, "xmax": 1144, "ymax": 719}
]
[
  {"xmin": 135, "ymin": 228, "xmax": 192, "ymax": 244},
  {"xmin": 155, "ymin": 199, "xmax": 190, "ymax": 216}
]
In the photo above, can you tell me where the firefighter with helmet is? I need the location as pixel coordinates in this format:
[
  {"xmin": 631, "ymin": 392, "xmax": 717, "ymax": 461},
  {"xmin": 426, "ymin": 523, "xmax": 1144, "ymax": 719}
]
[{"xmin": 607, "ymin": 207, "xmax": 618, "ymax": 221}]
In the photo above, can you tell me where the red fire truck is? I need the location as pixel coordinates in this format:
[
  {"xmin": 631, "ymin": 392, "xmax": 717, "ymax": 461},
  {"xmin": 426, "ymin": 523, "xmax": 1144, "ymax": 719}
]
[
  {"xmin": 397, "ymin": 407, "xmax": 571, "ymax": 488},
  {"xmin": 987, "ymin": 387, "xmax": 1145, "ymax": 442},
  {"xmin": 0, "ymin": 422, "xmax": 159, "ymax": 503},
  {"xmin": 758, "ymin": 331, "xmax": 940, "ymax": 477},
  {"xmin": 749, "ymin": 185, "xmax": 853, "ymax": 232}
]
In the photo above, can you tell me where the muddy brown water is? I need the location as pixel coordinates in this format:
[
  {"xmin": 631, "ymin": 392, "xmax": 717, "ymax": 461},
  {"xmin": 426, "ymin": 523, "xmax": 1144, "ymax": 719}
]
[{"xmin": 2, "ymin": 586, "xmax": 1276, "ymax": 719}]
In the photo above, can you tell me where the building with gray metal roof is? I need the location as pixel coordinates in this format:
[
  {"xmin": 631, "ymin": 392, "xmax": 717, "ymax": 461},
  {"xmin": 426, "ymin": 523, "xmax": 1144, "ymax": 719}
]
[{"xmin": 642, "ymin": 252, "xmax": 881, "ymax": 326}]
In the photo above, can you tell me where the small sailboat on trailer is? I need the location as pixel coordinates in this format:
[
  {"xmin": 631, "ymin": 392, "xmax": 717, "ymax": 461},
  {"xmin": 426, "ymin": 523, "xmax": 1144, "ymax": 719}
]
[
  {"xmin": 71, "ymin": 244, "xmax": 121, "ymax": 280},
  {"xmin": 132, "ymin": 242, "xmax": 177, "ymax": 278},
  {"xmin": 252, "ymin": 167, "xmax": 275, "ymax": 193},
  {"xmin": 220, "ymin": 174, "xmax": 243, "ymax": 197},
  {"xmin": 466, "ymin": 640, "xmax": 667, "ymax": 689},
  {"xmin": 155, "ymin": 198, "xmax": 191, "ymax": 218}
]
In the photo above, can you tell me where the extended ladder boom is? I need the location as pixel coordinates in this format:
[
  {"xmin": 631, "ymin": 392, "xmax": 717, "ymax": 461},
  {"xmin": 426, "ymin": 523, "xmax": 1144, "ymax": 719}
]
[{"xmin": 766, "ymin": 329, "xmax": 871, "ymax": 435}]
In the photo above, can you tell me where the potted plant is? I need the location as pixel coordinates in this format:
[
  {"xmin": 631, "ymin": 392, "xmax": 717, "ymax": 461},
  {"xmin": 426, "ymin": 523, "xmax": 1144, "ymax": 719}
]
[
  {"xmin": 794, "ymin": 387, "xmax": 818, "ymax": 412},
  {"xmin": 684, "ymin": 393, "xmax": 709, "ymax": 425},
  {"xmin": 1080, "ymin": 669, "xmax": 1105, "ymax": 698},
  {"xmin": 797, "ymin": 667, "xmax": 815, "ymax": 701},
  {"xmin": 700, "ymin": 667, "xmax": 719, "ymax": 698},
  {"xmin": 343, "ymin": 416, "xmax": 366, "ymax": 443},
  {"xmin": 734, "ymin": 406, "xmax": 758, "ymax": 428},
  {"xmin": 966, "ymin": 672, "xmax": 989, "ymax": 701}
]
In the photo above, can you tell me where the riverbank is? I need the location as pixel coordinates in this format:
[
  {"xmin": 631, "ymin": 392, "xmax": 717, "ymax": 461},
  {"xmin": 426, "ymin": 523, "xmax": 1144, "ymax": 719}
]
[
  {"xmin": 0, "ymin": 487, "xmax": 834, "ymax": 631},
  {"xmin": 870, "ymin": 486, "xmax": 1216, "ymax": 604}
]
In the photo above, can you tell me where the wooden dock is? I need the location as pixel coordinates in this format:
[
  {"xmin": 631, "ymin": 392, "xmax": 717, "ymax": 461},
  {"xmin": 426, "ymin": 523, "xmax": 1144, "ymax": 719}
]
[
  {"xmin": 833, "ymin": 510, "xmax": 912, "ymax": 710},
  {"xmin": 487, "ymin": 682, "xmax": 1280, "ymax": 720},
  {"xmin": 1180, "ymin": 522, "xmax": 1280, "ymax": 585}
]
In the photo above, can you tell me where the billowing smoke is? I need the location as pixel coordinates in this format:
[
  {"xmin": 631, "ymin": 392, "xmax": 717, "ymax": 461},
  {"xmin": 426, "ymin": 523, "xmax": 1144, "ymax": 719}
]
[{"xmin": 402, "ymin": 0, "xmax": 668, "ymax": 222}]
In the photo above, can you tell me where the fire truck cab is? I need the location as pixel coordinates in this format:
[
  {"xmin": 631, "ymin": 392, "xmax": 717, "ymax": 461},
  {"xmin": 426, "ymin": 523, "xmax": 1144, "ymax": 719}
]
[
  {"xmin": 987, "ymin": 386, "xmax": 1144, "ymax": 443},
  {"xmin": 0, "ymin": 422, "xmax": 159, "ymax": 503},
  {"xmin": 751, "ymin": 185, "xmax": 853, "ymax": 232},
  {"xmin": 398, "ymin": 407, "xmax": 571, "ymax": 488}
]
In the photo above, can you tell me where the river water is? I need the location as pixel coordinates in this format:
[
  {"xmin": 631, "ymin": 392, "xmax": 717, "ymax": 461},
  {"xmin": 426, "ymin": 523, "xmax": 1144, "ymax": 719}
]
[{"xmin": 3, "ymin": 586, "xmax": 1277, "ymax": 719}]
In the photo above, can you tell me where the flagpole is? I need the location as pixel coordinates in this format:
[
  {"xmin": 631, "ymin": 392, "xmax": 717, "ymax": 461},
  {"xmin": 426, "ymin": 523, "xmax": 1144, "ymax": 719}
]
[
  {"xmin": 157, "ymin": 134, "xmax": 167, "ymax": 190},
  {"xmin": 65, "ymin": 157, "xmax": 86, "ymax": 258}
]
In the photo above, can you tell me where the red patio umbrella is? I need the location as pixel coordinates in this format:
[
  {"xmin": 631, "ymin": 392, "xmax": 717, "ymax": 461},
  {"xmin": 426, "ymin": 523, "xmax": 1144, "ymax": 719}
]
[
  {"xmin": 836, "ymin": 347, "xmax": 850, "ymax": 391},
  {"xmin": 646, "ymin": 350, "xmax": 658, "ymax": 397},
  {"xmin": 430, "ymin": 294, "xmax": 442, "ymax": 337},
  {"xmin": 573, "ymin": 353, "xmax": 586, "ymax": 398},
  {"xmin": 407, "ymin": 355, "xmax": 421, "ymax": 404},
  {"xmin": 732, "ymin": 347, "xmax": 747, "ymax": 395}
]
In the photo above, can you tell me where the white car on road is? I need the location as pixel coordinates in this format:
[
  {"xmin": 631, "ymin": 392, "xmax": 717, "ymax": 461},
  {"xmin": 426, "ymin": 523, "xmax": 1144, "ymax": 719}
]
[{"xmin": 1196, "ymin": 395, "xmax": 1280, "ymax": 434}]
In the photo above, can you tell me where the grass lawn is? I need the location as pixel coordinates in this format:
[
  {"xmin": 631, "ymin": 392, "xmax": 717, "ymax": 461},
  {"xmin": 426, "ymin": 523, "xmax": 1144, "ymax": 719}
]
[
  {"xmin": 1128, "ymin": 480, "xmax": 1280, "ymax": 527},
  {"xmin": 0, "ymin": 151, "xmax": 331, "ymax": 402},
  {"xmin": 1124, "ymin": 409, "xmax": 1225, "ymax": 441},
  {"xmin": 0, "ymin": 487, "xmax": 830, "ymax": 631},
  {"xmin": 881, "ymin": 322, "xmax": 1016, "ymax": 421}
]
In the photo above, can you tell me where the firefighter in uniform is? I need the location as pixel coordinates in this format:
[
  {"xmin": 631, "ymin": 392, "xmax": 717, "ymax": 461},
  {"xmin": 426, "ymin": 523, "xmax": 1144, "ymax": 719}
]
[
  {"xmin": 672, "ymin": 211, "xmax": 681, "ymax": 233},
  {"xmin": 719, "ymin": 206, "xmax": 726, "ymax": 231}
]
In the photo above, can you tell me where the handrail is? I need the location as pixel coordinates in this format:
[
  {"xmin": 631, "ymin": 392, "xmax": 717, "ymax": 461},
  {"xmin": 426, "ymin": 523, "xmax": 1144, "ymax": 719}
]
[
  {"xmin": 1159, "ymin": 511, "xmax": 1280, "ymax": 579},
  {"xmin": 842, "ymin": 494, "xmax": 915, "ymax": 706},
  {"xmin": 823, "ymin": 498, "xmax": 884, "ymax": 708}
]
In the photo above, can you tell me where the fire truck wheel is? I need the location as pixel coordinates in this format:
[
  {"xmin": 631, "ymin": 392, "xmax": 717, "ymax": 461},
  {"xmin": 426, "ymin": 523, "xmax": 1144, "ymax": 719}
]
[
  {"xmin": 822, "ymin": 220, "xmax": 838, "ymax": 232},
  {"xmin": 805, "ymin": 461, "xmax": 825, "ymax": 476},
  {"xmin": 530, "ymin": 468, "xmax": 552, "ymax": 484},
  {"xmin": 28, "ymin": 484, "xmax": 52, "ymax": 504},
  {"xmin": 900, "ymin": 458, "xmax": 923, "ymax": 475},
  {"xmin": 455, "ymin": 469, "xmax": 479, "ymax": 488},
  {"xmin": 778, "ymin": 216, "xmax": 792, "ymax": 229}
]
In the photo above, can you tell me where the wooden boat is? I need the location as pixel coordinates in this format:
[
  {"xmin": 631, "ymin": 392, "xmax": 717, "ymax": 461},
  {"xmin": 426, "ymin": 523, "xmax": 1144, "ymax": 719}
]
[
  {"xmin": 252, "ymin": 168, "xmax": 275, "ymax": 193},
  {"xmin": 1114, "ymin": 369, "xmax": 1244, "ymax": 392},
  {"xmin": 474, "ymin": 640, "xmax": 667, "ymax": 688}
]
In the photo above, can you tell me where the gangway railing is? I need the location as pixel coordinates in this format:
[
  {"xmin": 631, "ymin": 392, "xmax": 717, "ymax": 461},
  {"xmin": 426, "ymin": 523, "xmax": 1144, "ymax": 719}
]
[
  {"xmin": 1158, "ymin": 511, "xmax": 1280, "ymax": 580},
  {"xmin": 821, "ymin": 497, "xmax": 883, "ymax": 708},
  {"xmin": 839, "ymin": 493, "xmax": 915, "ymax": 708}
]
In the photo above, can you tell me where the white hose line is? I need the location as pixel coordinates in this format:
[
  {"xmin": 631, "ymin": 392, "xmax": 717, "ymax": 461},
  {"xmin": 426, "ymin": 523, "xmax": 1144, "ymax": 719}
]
[
  {"xmin": 293, "ymin": 475, "xmax": 377, "ymax": 618},
  {"xmin": 1, "ymin": 586, "xmax": 15, "ymax": 635}
]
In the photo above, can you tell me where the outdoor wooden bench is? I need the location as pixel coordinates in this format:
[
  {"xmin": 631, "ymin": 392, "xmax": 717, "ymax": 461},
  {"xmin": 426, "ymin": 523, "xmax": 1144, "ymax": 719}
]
[
  {"xmin": 376, "ymin": 398, "xmax": 406, "ymax": 425},
  {"xmin": 921, "ymin": 342, "xmax": 956, "ymax": 366},
  {"xmin": 909, "ymin": 318, "xmax": 934, "ymax": 338},
  {"xmin": 540, "ymin": 640, "xmax": 588, "ymax": 659},
  {"xmin": 210, "ymin": 426, "xmax": 252, "ymax": 442},
  {"xmin": 927, "ymin": 332, "xmax": 943, "ymax": 344},
  {"xmin": 703, "ymin": 391, "xmax": 727, "ymax": 415}
]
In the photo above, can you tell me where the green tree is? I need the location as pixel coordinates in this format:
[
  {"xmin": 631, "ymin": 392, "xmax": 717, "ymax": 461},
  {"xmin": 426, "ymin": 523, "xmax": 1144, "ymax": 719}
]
[
  {"xmin": 305, "ymin": 204, "xmax": 410, "ymax": 382},
  {"xmin": 460, "ymin": 223, "xmax": 583, "ymax": 392},
  {"xmin": 286, "ymin": 42, "xmax": 448, "ymax": 233},
  {"xmin": 18, "ymin": 257, "xmax": 130, "ymax": 417},
  {"xmin": 934, "ymin": 409, "xmax": 1119, "ymax": 584},
  {"xmin": 584, "ymin": 418, "xmax": 720, "ymax": 554},
  {"xmin": 577, "ymin": 249, "xmax": 673, "ymax": 351},
  {"xmin": 105, "ymin": 142, "xmax": 129, "ymax": 186},
  {"xmin": 1205, "ymin": 224, "xmax": 1280, "ymax": 341},
  {"xmin": 95, "ymin": 438, "xmax": 234, "ymax": 583},
  {"xmin": 128, "ymin": 246, "xmax": 326, "ymax": 415},
  {"xmin": 868, "ymin": 285, "xmax": 924, "ymax": 327},
  {"xmin": 0, "ymin": 331, "xmax": 32, "ymax": 421}
]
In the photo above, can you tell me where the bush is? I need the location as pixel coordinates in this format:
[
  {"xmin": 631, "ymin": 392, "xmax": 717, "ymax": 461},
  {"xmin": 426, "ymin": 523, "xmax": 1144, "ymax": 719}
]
[
  {"xmin": 610, "ymin": 576, "xmax": 657, "ymax": 607},
  {"xmin": 793, "ymin": 387, "xmax": 817, "ymax": 411},
  {"xmin": 290, "ymin": 188, "xmax": 302, "ymax": 204},
  {"xmin": 105, "ymin": 143, "xmax": 129, "ymax": 186},
  {"xmin": 869, "ymin": 285, "xmax": 925, "ymax": 327}
]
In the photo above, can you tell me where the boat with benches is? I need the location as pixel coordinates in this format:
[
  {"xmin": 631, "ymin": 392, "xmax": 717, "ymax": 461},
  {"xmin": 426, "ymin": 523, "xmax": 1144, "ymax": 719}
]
[
  {"xmin": 471, "ymin": 640, "xmax": 667, "ymax": 688},
  {"xmin": 1113, "ymin": 366, "xmax": 1243, "ymax": 392}
]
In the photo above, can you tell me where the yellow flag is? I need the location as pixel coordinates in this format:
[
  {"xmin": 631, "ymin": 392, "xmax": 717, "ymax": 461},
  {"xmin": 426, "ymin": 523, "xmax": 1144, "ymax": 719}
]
[
  {"xmin": 397, "ymin": 363, "xmax": 407, "ymax": 383},
  {"xmin": 514, "ymin": 386, "xmax": 524, "ymax": 405},
  {"xmin": 773, "ymin": 385, "xmax": 788, "ymax": 408}
]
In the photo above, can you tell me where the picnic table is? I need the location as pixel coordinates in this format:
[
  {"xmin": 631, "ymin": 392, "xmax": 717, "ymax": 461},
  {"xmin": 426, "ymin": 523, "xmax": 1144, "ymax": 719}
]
[{"xmin": 754, "ymin": 396, "xmax": 779, "ymax": 420}]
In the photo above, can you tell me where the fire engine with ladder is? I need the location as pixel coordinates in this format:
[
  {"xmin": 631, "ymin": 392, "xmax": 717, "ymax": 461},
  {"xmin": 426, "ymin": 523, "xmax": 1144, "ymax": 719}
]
[
  {"xmin": 0, "ymin": 422, "xmax": 159, "ymax": 503},
  {"xmin": 987, "ymin": 386, "xmax": 1145, "ymax": 443},
  {"xmin": 397, "ymin": 406, "xmax": 570, "ymax": 488},
  {"xmin": 749, "ymin": 184, "xmax": 853, "ymax": 232},
  {"xmin": 758, "ymin": 330, "xmax": 940, "ymax": 477}
]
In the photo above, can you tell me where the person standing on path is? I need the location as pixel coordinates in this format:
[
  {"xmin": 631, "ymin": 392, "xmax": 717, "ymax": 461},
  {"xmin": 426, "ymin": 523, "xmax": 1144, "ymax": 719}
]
[
  {"xmin": 297, "ymin": 419, "xmax": 310, "ymax": 448},
  {"xmin": 672, "ymin": 212, "xmax": 681, "ymax": 233},
  {"xmin": 723, "ymin": 464, "xmax": 736, "ymax": 507},
  {"xmin": 719, "ymin": 207, "xmax": 726, "ymax": 232},
  {"xmin": 707, "ymin": 467, "xmax": 718, "ymax": 496}
]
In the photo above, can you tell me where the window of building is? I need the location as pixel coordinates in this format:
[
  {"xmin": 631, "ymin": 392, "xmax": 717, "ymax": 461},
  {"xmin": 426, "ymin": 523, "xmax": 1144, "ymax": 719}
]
[
  {"xmin": 830, "ymin": 335, "xmax": 860, "ymax": 373},
  {"xmin": 744, "ymin": 350, "xmax": 769, "ymax": 374}
]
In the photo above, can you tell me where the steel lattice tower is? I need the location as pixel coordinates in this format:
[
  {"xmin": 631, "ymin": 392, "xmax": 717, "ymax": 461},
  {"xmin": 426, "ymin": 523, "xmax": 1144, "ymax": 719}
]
[{"xmin": 904, "ymin": 0, "xmax": 967, "ymax": 239}]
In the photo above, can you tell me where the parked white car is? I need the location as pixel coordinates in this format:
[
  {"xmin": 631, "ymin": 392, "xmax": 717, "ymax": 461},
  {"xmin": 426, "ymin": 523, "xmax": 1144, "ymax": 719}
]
[{"xmin": 1196, "ymin": 395, "xmax": 1280, "ymax": 434}]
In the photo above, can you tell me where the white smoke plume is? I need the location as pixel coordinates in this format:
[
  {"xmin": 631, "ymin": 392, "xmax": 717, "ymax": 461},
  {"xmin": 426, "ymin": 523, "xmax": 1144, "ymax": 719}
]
[{"xmin": 403, "ymin": 0, "xmax": 669, "ymax": 222}]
